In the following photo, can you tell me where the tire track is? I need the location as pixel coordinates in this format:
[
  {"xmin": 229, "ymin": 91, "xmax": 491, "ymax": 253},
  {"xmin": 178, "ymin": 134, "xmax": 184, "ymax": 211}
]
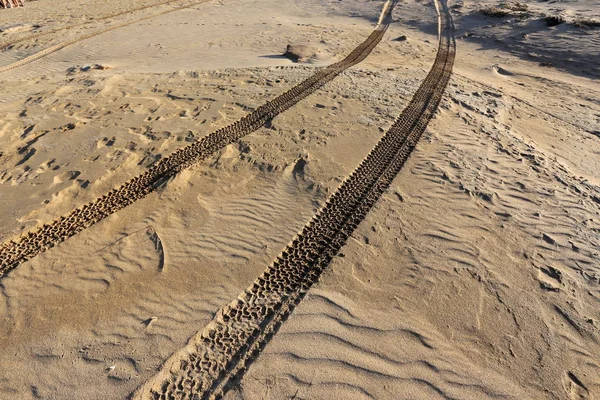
[
  {"xmin": 0, "ymin": 2, "xmax": 396, "ymax": 277},
  {"xmin": 132, "ymin": 1, "xmax": 455, "ymax": 399},
  {"xmin": 0, "ymin": 0, "xmax": 193, "ymax": 52},
  {"xmin": 0, "ymin": 0, "xmax": 212, "ymax": 74}
]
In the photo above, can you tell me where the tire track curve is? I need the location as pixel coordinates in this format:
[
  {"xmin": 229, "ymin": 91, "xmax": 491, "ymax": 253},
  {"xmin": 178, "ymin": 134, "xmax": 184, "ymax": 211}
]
[
  {"xmin": 132, "ymin": 0, "xmax": 455, "ymax": 399},
  {"xmin": 0, "ymin": 0, "xmax": 193, "ymax": 52},
  {"xmin": 0, "ymin": 2, "xmax": 396, "ymax": 277},
  {"xmin": 0, "ymin": 0, "xmax": 212, "ymax": 73}
]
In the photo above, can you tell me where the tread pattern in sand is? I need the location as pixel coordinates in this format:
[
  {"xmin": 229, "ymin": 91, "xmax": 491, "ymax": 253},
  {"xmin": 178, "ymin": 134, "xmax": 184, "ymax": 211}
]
[
  {"xmin": 0, "ymin": 0, "xmax": 213, "ymax": 74},
  {"xmin": 0, "ymin": 0, "xmax": 193, "ymax": 52},
  {"xmin": 0, "ymin": 7, "xmax": 393, "ymax": 277},
  {"xmin": 132, "ymin": 1, "xmax": 456, "ymax": 398}
]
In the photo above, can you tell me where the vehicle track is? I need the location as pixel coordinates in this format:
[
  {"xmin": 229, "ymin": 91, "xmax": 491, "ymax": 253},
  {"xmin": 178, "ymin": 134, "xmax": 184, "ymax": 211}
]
[
  {"xmin": 0, "ymin": 0, "xmax": 193, "ymax": 52},
  {"xmin": 0, "ymin": 2, "xmax": 396, "ymax": 277},
  {"xmin": 0, "ymin": 0, "xmax": 213, "ymax": 73},
  {"xmin": 133, "ymin": 0, "xmax": 455, "ymax": 399}
]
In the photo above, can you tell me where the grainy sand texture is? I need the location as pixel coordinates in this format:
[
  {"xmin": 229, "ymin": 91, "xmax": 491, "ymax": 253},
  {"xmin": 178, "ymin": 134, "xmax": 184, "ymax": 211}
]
[{"xmin": 0, "ymin": 0, "xmax": 599, "ymax": 399}]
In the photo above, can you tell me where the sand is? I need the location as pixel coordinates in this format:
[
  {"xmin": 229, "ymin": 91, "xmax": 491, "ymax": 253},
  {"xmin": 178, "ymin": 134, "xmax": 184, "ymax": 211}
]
[{"xmin": 0, "ymin": 0, "xmax": 599, "ymax": 399}]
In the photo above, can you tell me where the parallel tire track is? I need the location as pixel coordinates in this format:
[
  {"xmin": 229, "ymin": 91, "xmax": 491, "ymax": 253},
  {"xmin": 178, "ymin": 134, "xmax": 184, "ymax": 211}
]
[
  {"xmin": 133, "ymin": 0, "xmax": 455, "ymax": 399},
  {"xmin": 0, "ymin": 0, "xmax": 192, "ymax": 51},
  {"xmin": 0, "ymin": 0, "xmax": 212, "ymax": 73},
  {"xmin": 0, "ymin": 3, "xmax": 396, "ymax": 277}
]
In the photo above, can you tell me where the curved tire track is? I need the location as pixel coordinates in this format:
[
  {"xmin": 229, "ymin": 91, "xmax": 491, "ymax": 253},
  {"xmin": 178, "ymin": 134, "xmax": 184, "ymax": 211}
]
[
  {"xmin": 0, "ymin": 3, "xmax": 396, "ymax": 277},
  {"xmin": 133, "ymin": 0, "xmax": 455, "ymax": 399},
  {"xmin": 0, "ymin": 0, "xmax": 213, "ymax": 73},
  {"xmin": 0, "ymin": 0, "xmax": 194, "ymax": 52}
]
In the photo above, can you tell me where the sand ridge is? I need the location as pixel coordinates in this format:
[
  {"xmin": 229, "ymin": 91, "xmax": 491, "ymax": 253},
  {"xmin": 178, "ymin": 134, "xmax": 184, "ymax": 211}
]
[
  {"xmin": 0, "ymin": 0, "xmax": 599, "ymax": 398},
  {"xmin": 131, "ymin": 1, "xmax": 459, "ymax": 398},
  {"xmin": 0, "ymin": 0, "xmax": 214, "ymax": 74},
  {"xmin": 0, "ymin": 3, "xmax": 392, "ymax": 278}
]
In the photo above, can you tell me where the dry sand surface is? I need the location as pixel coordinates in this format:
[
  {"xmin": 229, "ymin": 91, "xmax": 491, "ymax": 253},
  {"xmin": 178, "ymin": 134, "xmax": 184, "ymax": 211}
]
[{"xmin": 0, "ymin": 0, "xmax": 599, "ymax": 399}]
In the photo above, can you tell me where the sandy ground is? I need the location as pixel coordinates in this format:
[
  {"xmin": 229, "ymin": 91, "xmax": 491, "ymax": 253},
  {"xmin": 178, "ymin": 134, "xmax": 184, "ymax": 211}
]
[{"xmin": 0, "ymin": 0, "xmax": 599, "ymax": 399}]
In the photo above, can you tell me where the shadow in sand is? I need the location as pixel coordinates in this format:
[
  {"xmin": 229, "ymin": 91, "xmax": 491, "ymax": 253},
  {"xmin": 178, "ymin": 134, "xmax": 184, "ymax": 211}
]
[
  {"xmin": 458, "ymin": 10, "xmax": 599, "ymax": 79},
  {"xmin": 348, "ymin": 14, "xmax": 381, "ymax": 24},
  {"xmin": 403, "ymin": 6, "xmax": 599, "ymax": 79},
  {"xmin": 402, "ymin": 17, "xmax": 439, "ymax": 37},
  {"xmin": 259, "ymin": 54, "xmax": 290, "ymax": 60}
]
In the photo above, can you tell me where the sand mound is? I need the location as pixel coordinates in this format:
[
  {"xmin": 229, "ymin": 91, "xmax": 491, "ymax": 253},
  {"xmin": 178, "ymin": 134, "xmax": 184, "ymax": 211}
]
[
  {"xmin": 0, "ymin": 24, "xmax": 38, "ymax": 34},
  {"xmin": 283, "ymin": 43, "xmax": 327, "ymax": 63}
]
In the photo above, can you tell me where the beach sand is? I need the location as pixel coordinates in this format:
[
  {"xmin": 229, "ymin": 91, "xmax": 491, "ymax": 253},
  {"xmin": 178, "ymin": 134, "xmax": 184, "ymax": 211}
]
[{"xmin": 0, "ymin": 0, "xmax": 599, "ymax": 398}]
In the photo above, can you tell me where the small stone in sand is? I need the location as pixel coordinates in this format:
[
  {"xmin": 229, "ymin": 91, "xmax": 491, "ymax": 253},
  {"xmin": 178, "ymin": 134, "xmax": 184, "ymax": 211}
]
[{"xmin": 283, "ymin": 44, "xmax": 321, "ymax": 63}]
